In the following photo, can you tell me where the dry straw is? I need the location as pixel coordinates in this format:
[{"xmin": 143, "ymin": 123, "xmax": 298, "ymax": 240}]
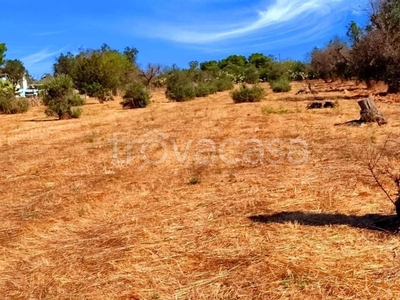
[{"xmin": 1, "ymin": 81, "xmax": 400, "ymax": 299}]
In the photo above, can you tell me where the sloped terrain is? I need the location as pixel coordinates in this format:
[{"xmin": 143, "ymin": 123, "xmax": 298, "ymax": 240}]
[{"xmin": 1, "ymin": 81, "xmax": 400, "ymax": 299}]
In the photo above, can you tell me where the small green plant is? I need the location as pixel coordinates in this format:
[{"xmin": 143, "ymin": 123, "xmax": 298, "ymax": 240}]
[
  {"xmin": 42, "ymin": 74, "xmax": 85, "ymax": 119},
  {"xmin": 261, "ymin": 105, "xmax": 289, "ymax": 115},
  {"xmin": 270, "ymin": 77, "xmax": 292, "ymax": 92},
  {"xmin": 231, "ymin": 84, "xmax": 265, "ymax": 103},
  {"xmin": 70, "ymin": 107, "xmax": 83, "ymax": 118},
  {"xmin": 188, "ymin": 176, "xmax": 200, "ymax": 185},
  {"xmin": 121, "ymin": 82, "xmax": 151, "ymax": 109}
]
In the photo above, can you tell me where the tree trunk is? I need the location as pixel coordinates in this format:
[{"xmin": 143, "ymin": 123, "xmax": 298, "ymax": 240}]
[{"xmin": 358, "ymin": 97, "xmax": 387, "ymax": 125}]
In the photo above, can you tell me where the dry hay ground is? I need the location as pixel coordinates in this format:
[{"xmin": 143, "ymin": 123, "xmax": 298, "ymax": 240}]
[{"xmin": 1, "ymin": 80, "xmax": 400, "ymax": 299}]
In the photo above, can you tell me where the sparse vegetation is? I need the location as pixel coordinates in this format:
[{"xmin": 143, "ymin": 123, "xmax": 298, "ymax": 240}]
[
  {"xmin": 188, "ymin": 176, "xmax": 200, "ymax": 185},
  {"xmin": 3, "ymin": 1, "xmax": 400, "ymax": 297},
  {"xmin": 261, "ymin": 105, "xmax": 289, "ymax": 115},
  {"xmin": 2, "ymin": 77, "xmax": 400, "ymax": 300}
]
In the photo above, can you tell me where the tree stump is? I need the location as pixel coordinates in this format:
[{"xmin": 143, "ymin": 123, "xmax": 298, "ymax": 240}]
[{"xmin": 358, "ymin": 97, "xmax": 387, "ymax": 125}]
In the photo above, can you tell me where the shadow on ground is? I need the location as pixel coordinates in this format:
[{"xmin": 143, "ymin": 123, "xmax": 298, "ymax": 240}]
[
  {"xmin": 249, "ymin": 211, "xmax": 400, "ymax": 233},
  {"xmin": 22, "ymin": 119, "xmax": 57, "ymax": 122}
]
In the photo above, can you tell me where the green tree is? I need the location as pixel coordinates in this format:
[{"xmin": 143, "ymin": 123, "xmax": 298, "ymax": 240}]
[
  {"xmin": 0, "ymin": 43, "xmax": 7, "ymax": 67},
  {"xmin": 218, "ymin": 55, "xmax": 247, "ymax": 69},
  {"xmin": 54, "ymin": 52, "xmax": 76, "ymax": 76},
  {"xmin": 200, "ymin": 60, "xmax": 219, "ymax": 73},
  {"xmin": 71, "ymin": 46, "xmax": 132, "ymax": 100},
  {"xmin": 0, "ymin": 78, "xmax": 29, "ymax": 114},
  {"xmin": 2, "ymin": 60, "xmax": 26, "ymax": 87},
  {"xmin": 123, "ymin": 46, "xmax": 139, "ymax": 66},
  {"xmin": 42, "ymin": 74, "xmax": 85, "ymax": 119},
  {"xmin": 347, "ymin": 21, "xmax": 363, "ymax": 45},
  {"xmin": 248, "ymin": 53, "xmax": 274, "ymax": 69},
  {"xmin": 189, "ymin": 61, "xmax": 199, "ymax": 70},
  {"xmin": 243, "ymin": 64, "xmax": 259, "ymax": 84}
]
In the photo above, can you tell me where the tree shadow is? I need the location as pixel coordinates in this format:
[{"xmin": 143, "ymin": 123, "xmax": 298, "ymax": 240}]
[
  {"xmin": 248, "ymin": 211, "xmax": 400, "ymax": 233},
  {"xmin": 22, "ymin": 119, "xmax": 58, "ymax": 122}
]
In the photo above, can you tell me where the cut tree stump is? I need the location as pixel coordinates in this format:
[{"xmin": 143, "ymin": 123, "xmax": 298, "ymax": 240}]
[
  {"xmin": 334, "ymin": 96, "xmax": 388, "ymax": 127},
  {"xmin": 358, "ymin": 96, "xmax": 387, "ymax": 125}
]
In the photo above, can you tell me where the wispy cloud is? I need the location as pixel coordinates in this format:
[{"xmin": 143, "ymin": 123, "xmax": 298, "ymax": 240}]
[
  {"xmin": 21, "ymin": 47, "xmax": 68, "ymax": 76},
  {"xmin": 126, "ymin": 0, "xmax": 367, "ymax": 50},
  {"xmin": 33, "ymin": 30, "xmax": 65, "ymax": 36},
  {"xmin": 21, "ymin": 47, "xmax": 67, "ymax": 65}
]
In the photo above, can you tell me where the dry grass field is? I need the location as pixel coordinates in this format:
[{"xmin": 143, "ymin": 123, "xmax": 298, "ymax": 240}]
[{"xmin": 1, "ymin": 80, "xmax": 400, "ymax": 299}]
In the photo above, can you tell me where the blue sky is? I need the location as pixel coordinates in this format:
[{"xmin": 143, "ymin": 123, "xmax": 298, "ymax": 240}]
[{"xmin": 1, "ymin": 0, "xmax": 368, "ymax": 78}]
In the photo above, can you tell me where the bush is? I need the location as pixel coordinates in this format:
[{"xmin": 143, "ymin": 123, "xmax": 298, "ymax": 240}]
[
  {"xmin": 166, "ymin": 82, "xmax": 196, "ymax": 101},
  {"xmin": 42, "ymin": 74, "xmax": 85, "ymax": 119},
  {"xmin": 0, "ymin": 79, "xmax": 15, "ymax": 99},
  {"xmin": 0, "ymin": 80, "xmax": 29, "ymax": 114},
  {"xmin": 165, "ymin": 71, "xmax": 196, "ymax": 102},
  {"xmin": 214, "ymin": 77, "xmax": 234, "ymax": 92},
  {"xmin": 244, "ymin": 65, "xmax": 260, "ymax": 84},
  {"xmin": 121, "ymin": 82, "xmax": 151, "ymax": 109},
  {"xmin": 270, "ymin": 78, "xmax": 292, "ymax": 93},
  {"xmin": 0, "ymin": 97, "xmax": 29, "ymax": 114},
  {"xmin": 70, "ymin": 107, "xmax": 83, "ymax": 118},
  {"xmin": 195, "ymin": 82, "xmax": 217, "ymax": 97},
  {"xmin": 231, "ymin": 84, "xmax": 265, "ymax": 103}
]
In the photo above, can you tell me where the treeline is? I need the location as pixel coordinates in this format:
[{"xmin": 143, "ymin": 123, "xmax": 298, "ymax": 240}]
[
  {"xmin": 1, "ymin": 0, "xmax": 399, "ymax": 118},
  {"xmin": 52, "ymin": 46, "xmax": 307, "ymax": 101},
  {"xmin": 0, "ymin": 44, "xmax": 30, "ymax": 114},
  {"xmin": 309, "ymin": 0, "xmax": 400, "ymax": 93}
]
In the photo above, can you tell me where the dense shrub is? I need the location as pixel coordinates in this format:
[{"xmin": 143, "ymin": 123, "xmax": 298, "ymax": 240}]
[
  {"xmin": 0, "ymin": 80, "xmax": 29, "ymax": 114},
  {"xmin": 0, "ymin": 79, "xmax": 15, "ymax": 98},
  {"xmin": 231, "ymin": 84, "xmax": 265, "ymax": 103},
  {"xmin": 54, "ymin": 45, "xmax": 138, "ymax": 102},
  {"xmin": 244, "ymin": 65, "xmax": 260, "ymax": 84},
  {"xmin": 121, "ymin": 82, "xmax": 151, "ymax": 109},
  {"xmin": 214, "ymin": 73, "xmax": 234, "ymax": 92},
  {"xmin": 0, "ymin": 97, "xmax": 29, "ymax": 114},
  {"xmin": 42, "ymin": 74, "xmax": 85, "ymax": 119},
  {"xmin": 195, "ymin": 82, "xmax": 216, "ymax": 97},
  {"xmin": 165, "ymin": 68, "xmax": 234, "ymax": 101},
  {"xmin": 165, "ymin": 71, "xmax": 196, "ymax": 102},
  {"xmin": 270, "ymin": 78, "xmax": 292, "ymax": 93}
]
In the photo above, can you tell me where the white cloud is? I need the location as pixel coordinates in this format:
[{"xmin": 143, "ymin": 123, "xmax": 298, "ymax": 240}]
[
  {"xmin": 21, "ymin": 47, "xmax": 68, "ymax": 76},
  {"xmin": 126, "ymin": 0, "xmax": 366, "ymax": 49},
  {"xmin": 21, "ymin": 47, "xmax": 67, "ymax": 65},
  {"xmin": 33, "ymin": 31, "xmax": 65, "ymax": 36}
]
